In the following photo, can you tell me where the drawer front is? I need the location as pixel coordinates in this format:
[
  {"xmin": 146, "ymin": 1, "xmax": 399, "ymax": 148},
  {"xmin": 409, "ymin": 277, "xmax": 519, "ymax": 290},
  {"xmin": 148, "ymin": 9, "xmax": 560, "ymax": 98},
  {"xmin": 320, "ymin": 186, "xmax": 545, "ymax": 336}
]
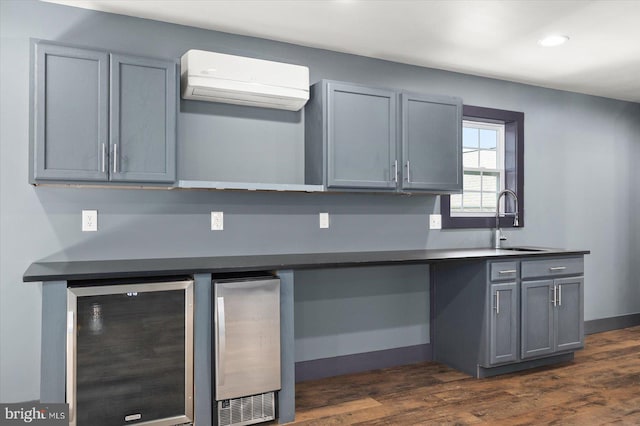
[
  {"xmin": 490, "ymin": 261, "xmax": 519, "ymax": 281},
  {"xmin": 521, "ymin": 257, "xmax": 583, "ymax": 279}
]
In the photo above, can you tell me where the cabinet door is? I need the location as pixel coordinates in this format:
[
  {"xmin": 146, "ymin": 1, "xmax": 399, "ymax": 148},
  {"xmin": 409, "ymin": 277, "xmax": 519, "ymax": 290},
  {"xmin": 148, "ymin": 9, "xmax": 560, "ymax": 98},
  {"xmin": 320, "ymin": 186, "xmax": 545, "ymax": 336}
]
[
  {"xmin": 554, "ymin": 277, "xmax": 584, "ymax": 352},
  {"xmin": 521, "ymin": 280, "xmax": 554, "ymax": 359},
  {"xmin": 489, "ymin": 282, "xmax": 518, "ymax": 365},
  {"xmin": 326, "ymin": 82, "xmax": 397, "ymax": 190},
  {"xmin": 110, "ymin": 54, "xmax": 176, "ymax": 183},
  {"xmin": 33, "ymin": 43, "xmax": 108, "ymax": 181},
  {"xmin": 400, "ymin": 93, "xmax": 462, "ymax": 192}
]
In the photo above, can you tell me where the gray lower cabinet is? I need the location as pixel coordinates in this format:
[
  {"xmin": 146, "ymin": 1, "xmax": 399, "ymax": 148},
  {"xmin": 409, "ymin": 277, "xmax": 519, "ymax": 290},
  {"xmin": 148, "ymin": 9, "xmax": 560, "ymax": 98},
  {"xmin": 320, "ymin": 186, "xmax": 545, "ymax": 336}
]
[
  {"xmin": 433, "ymin": 256, "xmax": 584, "ymax": 378},
  {"xmin": 305, "ymin": 80, "xmax": 462, "ymax": 193},
  {"xmin": 554, "ymin": 276, "xmax": 584, "ymax": 351},
  {"xmin": 31, "ymin": 41, "xmax": 176, "ymax": 184},
  {"xmin": 521, "ymin": 275, "xmax": 584, "ymax": 359},
  {"xmin": 432, "ymin": 260, "xmax": 518, "ymax": 377},
  {"xmin": 521, "ymin": 280, "xmax": 555, "ymax": 358},
  {"xmin": 485, "ymin": 261, "xmax": 519, "ymax": 367},
  {"xmin": 489, "ymin": 282, "xmax": 518, "ymax": 365}
]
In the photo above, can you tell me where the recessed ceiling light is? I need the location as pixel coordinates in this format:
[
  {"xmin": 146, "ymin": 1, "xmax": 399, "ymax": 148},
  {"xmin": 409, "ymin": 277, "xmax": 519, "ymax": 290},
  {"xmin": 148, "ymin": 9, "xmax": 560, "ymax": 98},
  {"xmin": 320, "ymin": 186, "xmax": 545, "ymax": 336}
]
[{"xmin": 538, "ymin": 35, "xmax": 570, "ymax": 47}]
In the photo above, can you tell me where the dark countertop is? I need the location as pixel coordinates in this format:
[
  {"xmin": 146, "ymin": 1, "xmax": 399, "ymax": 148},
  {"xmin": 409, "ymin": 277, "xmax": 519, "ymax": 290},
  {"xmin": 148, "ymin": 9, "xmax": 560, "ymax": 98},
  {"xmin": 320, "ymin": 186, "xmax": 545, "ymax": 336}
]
[{"xmin": 23, "ymin": 247, "xmax": 590, "ymax": 282}]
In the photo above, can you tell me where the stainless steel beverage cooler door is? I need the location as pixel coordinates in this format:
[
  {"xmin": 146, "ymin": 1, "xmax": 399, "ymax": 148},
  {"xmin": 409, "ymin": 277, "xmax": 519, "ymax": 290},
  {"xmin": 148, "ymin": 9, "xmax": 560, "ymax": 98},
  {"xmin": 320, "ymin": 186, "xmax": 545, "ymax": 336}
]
[
  {"xmin": 67, "ymin": 280, "xmax": 194, "ymax": 426},
  {"xmin": 214, "ymin": 278, "xmax": 281, "ymax": 401}
]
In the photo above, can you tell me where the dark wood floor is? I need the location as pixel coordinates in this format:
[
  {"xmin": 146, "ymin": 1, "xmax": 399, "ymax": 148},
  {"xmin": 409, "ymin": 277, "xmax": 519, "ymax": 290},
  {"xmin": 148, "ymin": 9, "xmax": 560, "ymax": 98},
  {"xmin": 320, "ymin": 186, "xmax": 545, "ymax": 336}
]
[{"xmin": 289, "ymin": 326, "xmax": 640, "ymax": 425}]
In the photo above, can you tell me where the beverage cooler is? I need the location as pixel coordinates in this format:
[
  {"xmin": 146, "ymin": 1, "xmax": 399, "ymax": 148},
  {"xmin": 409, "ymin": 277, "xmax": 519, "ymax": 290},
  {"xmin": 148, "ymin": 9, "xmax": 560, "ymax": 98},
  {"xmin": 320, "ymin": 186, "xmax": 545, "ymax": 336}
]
[
  {"xmin": 213, "ymin": 276, "xmax": 281, "ymax": 426},
  {"xmin": 66, "ymin": 278, "xmax": 194, "ymax": 426}
]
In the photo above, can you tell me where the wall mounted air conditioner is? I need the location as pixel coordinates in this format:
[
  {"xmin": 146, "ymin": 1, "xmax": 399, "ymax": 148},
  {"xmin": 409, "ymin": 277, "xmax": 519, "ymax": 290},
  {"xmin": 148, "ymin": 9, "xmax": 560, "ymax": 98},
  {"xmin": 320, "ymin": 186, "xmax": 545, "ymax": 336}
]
[{"xmin": 180, "ymin": 49, "xmax": 309, "ymax": 111}]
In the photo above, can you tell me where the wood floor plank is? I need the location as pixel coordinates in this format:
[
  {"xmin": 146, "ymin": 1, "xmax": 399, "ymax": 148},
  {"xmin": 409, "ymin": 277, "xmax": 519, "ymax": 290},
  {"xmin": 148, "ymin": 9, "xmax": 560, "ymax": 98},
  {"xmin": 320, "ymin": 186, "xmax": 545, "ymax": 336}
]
[
  {"xmin": 288, "ymin": 326, "xmax": 640, "ymax": 425},
  {"xmin": 293, "ymin": 397, "xmax": 382, "ymax": 423},
  {"xmin": 293, "ymin": 395, "xmax": 441, "ymax": 425}
]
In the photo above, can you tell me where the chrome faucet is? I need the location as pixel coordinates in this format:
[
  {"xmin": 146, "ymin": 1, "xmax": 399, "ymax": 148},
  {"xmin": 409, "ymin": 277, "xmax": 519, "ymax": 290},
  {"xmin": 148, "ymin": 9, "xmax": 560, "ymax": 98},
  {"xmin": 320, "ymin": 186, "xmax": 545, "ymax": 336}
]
[{"xmin": 495, "ymin": 189, "xmax": 519, "ymax": 249}]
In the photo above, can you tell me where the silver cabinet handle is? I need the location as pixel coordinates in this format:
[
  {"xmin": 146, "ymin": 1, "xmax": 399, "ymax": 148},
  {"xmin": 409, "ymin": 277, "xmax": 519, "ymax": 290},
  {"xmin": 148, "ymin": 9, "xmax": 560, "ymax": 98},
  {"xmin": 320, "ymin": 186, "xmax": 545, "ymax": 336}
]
[
  {"xmin": 499, "ymin": 270, "xmax": 517, "ymax": 274},
  {"xmin": 551, "ymin": 285, "xmax": 557, "ymax": 306},
  {"xmin": 216, "ymin": 296, "xmax": 226, "ymax": 386},
  {"xmin": 549, "ymin": 266, "xmax": 566, "ymax": 271},
  {"xmin": 495, "ymin": 290, "xmax": 500, "ymax": 315},
  {"xmin": 113, "ymin": 143, "xmax": 118, "ymax": 173},
  {"xmin": 558, "ymin": 285, "xmax": 562, "ymax": 306},
  {"xmin": 393, "ymin": 160, "xmax": 398, "ymax": 183},
  {"xmin": 101, "ymin": 143, "xmax": 106, "ymax": 173},
  {"xmin": 405, "ymin": 161, "xmax": 411, "ymax": 183}
]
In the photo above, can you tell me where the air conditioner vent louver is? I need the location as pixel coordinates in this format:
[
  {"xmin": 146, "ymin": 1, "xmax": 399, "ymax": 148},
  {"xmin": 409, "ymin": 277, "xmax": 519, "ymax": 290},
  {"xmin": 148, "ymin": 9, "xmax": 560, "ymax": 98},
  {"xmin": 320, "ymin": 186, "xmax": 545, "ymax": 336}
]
[
  {"xmin": 180, "ymin": 50, "xmax": 309, "ymax": 111},
  {"xmin": 217, "ymin": 392, "xmax": 276, "ymax": 426}
]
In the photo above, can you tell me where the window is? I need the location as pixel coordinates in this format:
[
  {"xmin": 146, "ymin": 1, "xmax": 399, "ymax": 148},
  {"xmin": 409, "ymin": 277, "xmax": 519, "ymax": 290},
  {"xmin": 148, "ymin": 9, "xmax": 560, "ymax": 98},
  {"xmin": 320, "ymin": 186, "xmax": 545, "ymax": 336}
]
[
  {"xmin": 451, "ymin": 120, "xmax": 505, "ymax": 215},
  {"xmin": 442, "ymin": 105, "xmax": 524, "ymax": 229}
]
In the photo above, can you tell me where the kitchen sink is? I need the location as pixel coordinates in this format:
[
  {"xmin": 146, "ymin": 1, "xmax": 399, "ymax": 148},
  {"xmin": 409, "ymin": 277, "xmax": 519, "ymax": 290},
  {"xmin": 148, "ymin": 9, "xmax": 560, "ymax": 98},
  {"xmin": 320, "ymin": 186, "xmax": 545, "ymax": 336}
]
[{"xmin": 501, "ymin": 247, "xmax": 550, "ymax": 252}]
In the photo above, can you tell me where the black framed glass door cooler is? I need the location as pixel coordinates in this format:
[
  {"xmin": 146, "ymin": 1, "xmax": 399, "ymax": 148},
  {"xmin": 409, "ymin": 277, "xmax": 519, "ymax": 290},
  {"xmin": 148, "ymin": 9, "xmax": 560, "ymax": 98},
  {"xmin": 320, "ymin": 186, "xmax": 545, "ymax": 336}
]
[{"xmin": 66, "ymin": 279, "xmax": 194, "ymax": 426}]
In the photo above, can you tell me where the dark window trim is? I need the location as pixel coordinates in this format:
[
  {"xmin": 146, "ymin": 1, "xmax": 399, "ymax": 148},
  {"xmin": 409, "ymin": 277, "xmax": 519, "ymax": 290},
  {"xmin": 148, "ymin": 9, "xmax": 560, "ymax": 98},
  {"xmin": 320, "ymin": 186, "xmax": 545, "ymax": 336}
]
[{"xmin": 442, "ymin": 105, "xmax": 524, "ymax": 229}]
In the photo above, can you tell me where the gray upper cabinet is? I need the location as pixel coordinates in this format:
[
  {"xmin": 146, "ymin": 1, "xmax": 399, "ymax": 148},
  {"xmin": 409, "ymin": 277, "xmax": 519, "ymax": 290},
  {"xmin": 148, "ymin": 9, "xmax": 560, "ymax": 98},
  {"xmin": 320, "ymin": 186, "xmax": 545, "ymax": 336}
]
[
  {"xmin": 305, "ymin": 81, "xmax": 397, "ymax": 190},
  {"xmin": 31, "ymin": 41, "xmax": 176, "ymax": 184},
  {"xmin": 110, "ymin": 54, "xmax": 176, "ymax": 183},
  {"xmin": 400, "ymin": 93, "xmax": 462, "ymax": 192},
  {"xmin": 305, "ymin": 80, "xmax": 462, "ymax": 193},
  {"xmin": 32, "ymin": 43, "xmax": 109, "ymax": 181},
  {"xmin": 327, "ymin": 83, "xmax": 397, "ymax": 189}
]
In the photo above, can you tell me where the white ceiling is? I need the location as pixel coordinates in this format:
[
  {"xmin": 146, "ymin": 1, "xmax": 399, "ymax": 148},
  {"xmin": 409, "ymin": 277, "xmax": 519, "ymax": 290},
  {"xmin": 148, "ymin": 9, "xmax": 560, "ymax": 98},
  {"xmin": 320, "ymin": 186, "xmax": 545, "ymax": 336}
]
[{"xmin": 44, "ymin": 0, "xmax": 640, "ymax": 102}]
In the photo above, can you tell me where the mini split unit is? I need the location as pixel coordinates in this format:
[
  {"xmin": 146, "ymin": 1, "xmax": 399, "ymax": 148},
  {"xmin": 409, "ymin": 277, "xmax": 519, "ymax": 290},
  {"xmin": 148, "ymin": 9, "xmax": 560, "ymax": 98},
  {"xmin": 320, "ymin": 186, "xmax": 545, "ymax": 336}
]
[{"xmin": 180, "ymin": 49, "xmax": 309, "ymax": 111}]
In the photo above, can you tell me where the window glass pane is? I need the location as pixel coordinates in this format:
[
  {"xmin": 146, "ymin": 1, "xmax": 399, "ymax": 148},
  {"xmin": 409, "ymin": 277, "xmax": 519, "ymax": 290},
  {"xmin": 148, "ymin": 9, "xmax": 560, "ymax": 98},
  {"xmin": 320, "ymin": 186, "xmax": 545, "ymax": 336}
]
[
  {"xmin": 479, "ymin": 150, "xmax": 497, "ymax": 169},
  {"xmin": 463, "ymin": 173, "xmax": 481, "ymax": 191},
  {"xmin": 482, "ymin": 173, "xmax": 498, "ymax": 192},
  {"xmin": 482, "ymin": 192, "xmax": 497, "ymax": 211},
  {"xmin": 463, "ymin": 127, "xmax": 479, "ymax": 148},
  {"xmin": 463, "ymin": 149, "xmax": 479, "ymax": 168},
  {"xmin": 447, "ymin": 112, "xmax": 518, "ymax": 226},
  {"xmin": 450, "ymin": 193, "xmax": 462, "ymax": 210},
  {"xmin": 463, "ymin": 192, "xmax": 481, "ymax": 211},
  {"xmin": 479, "ymin": 129, "xmax": 497, "ymax": 149}
]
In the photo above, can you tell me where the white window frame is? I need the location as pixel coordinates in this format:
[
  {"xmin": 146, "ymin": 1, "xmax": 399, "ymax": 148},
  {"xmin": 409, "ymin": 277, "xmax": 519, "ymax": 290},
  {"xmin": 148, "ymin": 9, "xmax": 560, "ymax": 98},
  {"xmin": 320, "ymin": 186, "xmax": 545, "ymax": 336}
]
[{"xmin": 451, "ymin": 120, "xmax": 506, "ymax": 217}]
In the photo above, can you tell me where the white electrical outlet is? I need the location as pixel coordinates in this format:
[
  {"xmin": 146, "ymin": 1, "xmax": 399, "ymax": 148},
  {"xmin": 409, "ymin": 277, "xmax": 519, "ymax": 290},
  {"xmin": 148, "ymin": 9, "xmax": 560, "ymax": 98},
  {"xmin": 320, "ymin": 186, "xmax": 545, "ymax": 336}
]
[
  {"xmin": 211, "ymin": 211, "xmax": 224, "ymax": 230},
  {"xmin": 319, "ymin": 212, "xmax": 329, "ymax": 229},
  {"xmin": 82, "ymin": 210, "xmax": 98, "ymax": 232},
  {"xmin": 429, "ymin": 214, "xmax": 442, "ymax": 230}
]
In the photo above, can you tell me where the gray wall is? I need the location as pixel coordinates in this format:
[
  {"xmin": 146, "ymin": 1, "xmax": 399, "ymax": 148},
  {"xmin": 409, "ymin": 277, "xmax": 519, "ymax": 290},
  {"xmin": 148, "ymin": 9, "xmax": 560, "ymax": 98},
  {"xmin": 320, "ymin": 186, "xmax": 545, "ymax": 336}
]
[
  {"xmin": 1, "ymin": 0, "xmax": 639, "ymax": 402},
  {"xmin": 295, "ymin": 266, "xmax": 429, "ymax": 362}
]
